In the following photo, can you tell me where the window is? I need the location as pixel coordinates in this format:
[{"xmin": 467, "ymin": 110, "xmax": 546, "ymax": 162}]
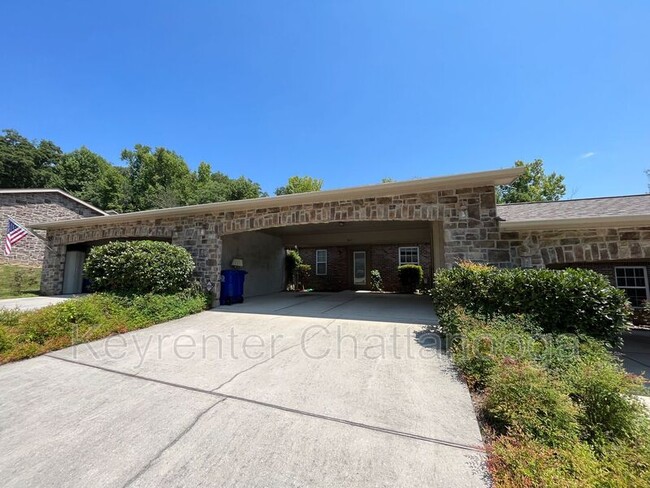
[
  {"xmin": 399, "ymin": 246, "xmax": 419, "ymax": 266},
  {"xmin": 614, "ymin": 267, "xmax": 649, "ymax": 308},
  {"xmin": 315, "ymin": 249, "xmax": 327, "ymax": 275}
]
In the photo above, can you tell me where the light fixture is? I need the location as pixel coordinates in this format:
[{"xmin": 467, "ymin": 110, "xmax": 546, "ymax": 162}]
[
  {"xmin": 458, "ymin": 206, "xmax": 468, "ymax": 220},
  {"xmin": 231, "ymin": 258, "xmax": 244, "ymax": 268}
]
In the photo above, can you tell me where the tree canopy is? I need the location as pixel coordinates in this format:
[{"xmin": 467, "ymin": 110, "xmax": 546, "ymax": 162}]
[
  {"xmin": 275, "ymin": 175, "xmax": 324, "ymax": 195},
  {"xmin": 0, "ymin": 129, "xmax": 266, "ymax": 213},
  {"xmin": 0, "ymin": 129, "xmax": 62, "ymax": 188},
  {"xmin": 497, "ymin": 159, "xmax": 566, "ymax": 203}
]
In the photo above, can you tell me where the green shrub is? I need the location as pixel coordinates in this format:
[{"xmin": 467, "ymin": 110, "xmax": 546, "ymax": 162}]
[
  {"xmin": 489, "ymin": 436, "xmax": 603, "ymax": 487},
  {"xmin": 296, "ymin": 264, "xmax": 311, "ymax": 290},
  {"xmin": 397, "ymin": 264, "xmax": 423, "ymax": 293},
  {"xmin": 0, "ymin": 309, "xmax": 21, "ymax": 327},
  {"xmin": 285, "ymin": 249, "xmax": 302, "ymax": 289},
  {"xmin": 448, "ymin": 311, "xmax": 553, "ymax": 388},
  {"xmin": 0, "ymin": 326, "xmax": 12, "ymax": 353},
  {"xmin": 432, "ymin": 262, "xmax": 631, "ymax": 345},
  {"xmin": 0, "ymin": 291, "xmax": 209, "ymax": 364},
  {"xmin": 84, "ymin": 240, "xmax": 195, "ymax": 294},
  {"xmin": 370, "ymin": 269, "xmax": 383, "ymax": 291},
  {"xmin": 484, "ymin": 361, "xmax": 580, "ymax": 447},
  {"xmin": 565, "ymin": 354, "xmax": 648, "ymax": 449},
  {"xmin": 444, "ymin": 307, "xmax": 650, "ymax": 486}
]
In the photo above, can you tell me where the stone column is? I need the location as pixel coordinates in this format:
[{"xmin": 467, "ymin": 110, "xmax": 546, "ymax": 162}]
[
  {"xmin": 171, "ymin": 215, "xmax": 222, "ymax": 305},
  {"xmin": 40, "ymin": 236, "xmax": 66, "ymax": 295}
]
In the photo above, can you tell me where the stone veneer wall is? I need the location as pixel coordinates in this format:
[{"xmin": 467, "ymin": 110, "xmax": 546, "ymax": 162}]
[
  {"xmin": 0, "ymin": 192, "xmax": 103, "ymax": 267},
  {"xmin": 41, "ymin": 186, "xmax": 502, "ymax": 296},
  {"xmin": 41, "ymin": 214, "xmax": 221, "ymax": 295},
  {"xmin": 502, "ymin": 226, "xmax": 650, "ymax": 267}
]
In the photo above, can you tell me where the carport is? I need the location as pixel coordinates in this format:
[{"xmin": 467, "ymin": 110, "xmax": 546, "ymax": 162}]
[
  {"xmin": 219, "ymin": 220, "xmax": 445, "ymax": 298},
  {"xmin": 31, "ymin": 168, "xmax": 525, "ymax": 299}
]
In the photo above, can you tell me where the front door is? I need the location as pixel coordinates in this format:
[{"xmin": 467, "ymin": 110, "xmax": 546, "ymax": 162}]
[{"xmin": 353, "ymin": 251, "xmax": 367, "ymax": 286}]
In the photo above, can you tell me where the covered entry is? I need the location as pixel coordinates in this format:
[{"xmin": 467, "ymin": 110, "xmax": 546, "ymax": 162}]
[{"xmin": 220, "ymin": 220, "xmax": 444, "ymax": 298}]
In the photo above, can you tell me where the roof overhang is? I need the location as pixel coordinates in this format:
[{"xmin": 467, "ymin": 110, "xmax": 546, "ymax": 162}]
[
  {"xmin": 30, "ymin": 167, "xmax": 525, "ymax": 231},
  {"xmin": 500, "ymin": 214, "xmax": 650, "ymax": 231}
]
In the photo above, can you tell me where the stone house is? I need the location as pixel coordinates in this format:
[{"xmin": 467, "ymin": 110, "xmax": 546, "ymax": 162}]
[
  {"xmin": 28, "ymin": 167, "xmax": 650, "ymax": 308},
  {"xmin": 0, "ymin": 189, "xmax": 107, "ymax": 267}
]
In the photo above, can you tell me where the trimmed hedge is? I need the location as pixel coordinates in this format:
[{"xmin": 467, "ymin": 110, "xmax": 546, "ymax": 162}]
[
  {"xmin": 398, "ymin": 264, "xmax": 423, "ymax": 293},
  {"xmin": 432, "ymin": 262, "xmax": 631, "ymax": 345},
  {"xmin": 84, "ymin": 240, "xmax": 195, "ymax": 294}
]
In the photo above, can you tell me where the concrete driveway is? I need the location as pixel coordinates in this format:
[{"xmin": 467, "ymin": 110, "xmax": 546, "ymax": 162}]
[
  {"xmin": 0, "ymin": 291, "xmax": 487, "ymax": 487},
  {"xmin": 0, "ymin": 295, "xmax": 74, "ymax": 311}
]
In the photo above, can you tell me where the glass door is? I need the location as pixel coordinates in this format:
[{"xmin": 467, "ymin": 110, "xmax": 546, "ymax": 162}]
[{"xmin": 353, "ymin": 251, "xmax": 367, "ymax": 286}]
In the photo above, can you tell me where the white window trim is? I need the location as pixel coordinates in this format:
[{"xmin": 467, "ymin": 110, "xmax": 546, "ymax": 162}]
[
  {"xmin": 315, "ymin": 249, "xmax": 327, "ymax": 276},
  {"xmin": 614, "ymin": 266, "xmax": 649, "ymax": 308},
  {"xmin": 398, "ymin": 246, "xmax": 420, "ymax": 266}
]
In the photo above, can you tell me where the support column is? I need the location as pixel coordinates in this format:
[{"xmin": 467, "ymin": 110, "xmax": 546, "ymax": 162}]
[
  {"xmin": 171, "ymin": 216, "xmax": 222, "ymax": 306},
  {"xmin": 40, "ymin": 237, "xmax": 66, "ymax": 295}
]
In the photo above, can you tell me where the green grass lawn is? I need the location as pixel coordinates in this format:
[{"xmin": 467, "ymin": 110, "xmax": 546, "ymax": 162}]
[{"xmin": 0, "ymin": 264, "xmax": 41, "ymax": 298}]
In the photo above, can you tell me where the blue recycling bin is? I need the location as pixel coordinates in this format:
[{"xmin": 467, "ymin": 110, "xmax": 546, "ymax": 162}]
[{"xmin": 220, "ymin": 269, "xmax": 247, "ymax": 305}]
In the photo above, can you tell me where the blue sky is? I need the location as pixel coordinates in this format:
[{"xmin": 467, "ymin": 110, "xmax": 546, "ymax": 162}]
[{"xmin": 2, "ymin": 1, "xmax": 648, "ymax": 197}]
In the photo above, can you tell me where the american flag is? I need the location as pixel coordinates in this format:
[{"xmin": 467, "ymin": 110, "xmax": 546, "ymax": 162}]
[{"xmin": 4, "ymin": 218, "xmax": 28, "ymax": 256}]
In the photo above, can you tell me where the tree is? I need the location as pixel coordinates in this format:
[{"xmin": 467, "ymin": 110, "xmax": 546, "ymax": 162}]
[
  {"xmin": 275, "ymin": 175, "xmax": 324, "ymax": 195},
  {"xmin": 497, "ymin": 159, "xmax": 566, "ymax": 203},
  {"xmin": 0, "ymin": 129, "xmax": 61, "ymax": 188},
  {"xmin": 52, "ymin": 146, "xmax": 127, "ymax": 212},
  {"xmin": 52, "ymin": 146, "xmax": 109, "ymax": 195},
  {"xmin": 190, "ymin": 165, "xmax": 265, "ymax": 204},
  {"xmin": 82, "ymin": 165, "xmax": 128, "ymax": 212},
  {"xmin": 121, "ymin": 144, "xmax": 194, "ymax": 211}
]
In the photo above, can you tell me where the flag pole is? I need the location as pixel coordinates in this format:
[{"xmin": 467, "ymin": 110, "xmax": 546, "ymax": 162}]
[{"xmin": 4, "ymin": 215, "xmax": 54, "ymax": 251}]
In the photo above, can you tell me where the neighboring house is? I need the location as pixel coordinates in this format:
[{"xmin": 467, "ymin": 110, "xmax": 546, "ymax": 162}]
[
  {"xmin": 28, "ymin": 167, "xmax": 650, "ymax": 308},
  {"xmin": 497, "ymin": 195, "xmax": 650, "ymax": 308},
  {"xmin": 0, "ymin": 189, "xmax": 107, "ymax": 267}
]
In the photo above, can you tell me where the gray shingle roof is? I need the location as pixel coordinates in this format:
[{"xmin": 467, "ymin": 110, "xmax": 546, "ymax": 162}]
[{"xmin": 497, "ymin": 194, "xmax": 650, "ymax": 222}]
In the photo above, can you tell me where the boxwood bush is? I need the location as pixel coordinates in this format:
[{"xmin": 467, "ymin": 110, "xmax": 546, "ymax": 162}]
[
  {"xmin": 398, "ymin": 264, "xmax": 423, "ymax": 293},
  {"xmin": 84, "ymin": 240, "xmax": 195, "ymax": 294},
  {"xmin": 432, "ymin": 262, "xmax": 631, "ymax": 345}
]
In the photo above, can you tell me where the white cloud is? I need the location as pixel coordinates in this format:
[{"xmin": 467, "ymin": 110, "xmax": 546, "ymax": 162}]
[{"xmin": 579, "ymin": 151, "xmax": 596, "ymax": 159}]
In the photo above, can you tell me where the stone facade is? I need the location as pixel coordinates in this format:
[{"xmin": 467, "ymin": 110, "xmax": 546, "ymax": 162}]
[
  {"xmin": 0, "ymin": 191, "xmax": 104, "ymax": 267},
  {"xmin": 39, "ymin": 183, "xmax": 650, "ymax": 302},
  {"xmin": 40, "ymin": 186, "xmax": 499, "ymax": 296},
  {"xmin": 41, "ymin": 214, "xmax": 221, "ymax": 295},
  {"xmin": 502, "ymin": 226, "xmax": 650, "ymax": 267}
]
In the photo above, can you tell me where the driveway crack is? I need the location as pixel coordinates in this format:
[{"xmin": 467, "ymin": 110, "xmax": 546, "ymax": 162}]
[
  {"xmin": 121, "ymin": 397, "xmax": 227, "ymax": 487},
  {"xmin": 211, "ymin": 318, "xmax": 337, "ymax": 392}
]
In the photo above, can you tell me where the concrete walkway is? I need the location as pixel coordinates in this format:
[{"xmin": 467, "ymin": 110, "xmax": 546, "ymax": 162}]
[
  {"xmin": 0, "ymin": 295, "xmax": 74, "ymax": 311},
  {"xmin": 0, "ymin": 292, "xmax": 487, "ymax": 487}
]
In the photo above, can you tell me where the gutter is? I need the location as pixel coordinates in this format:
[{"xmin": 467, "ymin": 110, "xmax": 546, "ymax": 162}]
[{"xmin": 500, "ymin": 214, "xmax": 650, "ymax": 231}]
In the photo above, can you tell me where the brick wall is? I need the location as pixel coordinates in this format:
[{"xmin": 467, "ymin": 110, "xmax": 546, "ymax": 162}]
[
  {"xmin": 300, "ymin": 247, "xmax": 350, "ymax": 291},
  {"xmin": 300, "ymin": 243, "xmax": 432, "ymax": 292},
  {"xmin": 0, "ymin": 192, "xmax": 103, "ymax": 267}
]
